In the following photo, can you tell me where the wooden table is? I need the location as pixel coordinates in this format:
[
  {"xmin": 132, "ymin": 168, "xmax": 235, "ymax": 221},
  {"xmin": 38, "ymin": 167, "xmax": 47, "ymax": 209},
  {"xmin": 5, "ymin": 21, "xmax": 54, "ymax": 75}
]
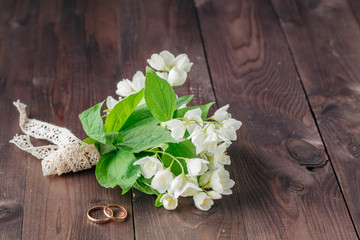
[{"xmin": 1, "ymin": 0, "xmax": 360, "ymax": 239}]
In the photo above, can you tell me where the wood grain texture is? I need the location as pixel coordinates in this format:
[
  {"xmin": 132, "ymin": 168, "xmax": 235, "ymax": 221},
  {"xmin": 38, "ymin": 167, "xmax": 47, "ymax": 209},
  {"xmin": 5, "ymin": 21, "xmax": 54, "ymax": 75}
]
[
  {"xmin": 20, "ymin": 0, "xmax": 133, "ymax": 239},
  {"xmin": 196, "ymin": 0, "xmax": 357, "ymax": 239},
  {"xmin": 271, "ymin": 0, "xmax": 360, "ymax": 235},
  {"xmin": 125, "ymin": 1, "xmax": 244, "ymax": 239},
  {"xmin": 0, "ymin": 1, "xmax": 37, "ymax": 239}
]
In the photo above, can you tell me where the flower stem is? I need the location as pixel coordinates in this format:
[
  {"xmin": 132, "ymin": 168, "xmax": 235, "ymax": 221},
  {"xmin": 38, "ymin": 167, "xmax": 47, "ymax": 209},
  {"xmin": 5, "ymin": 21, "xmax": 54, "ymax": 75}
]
[{"xmin": 144, "ymin": 149, "xmax": 186, "ymax": 174}]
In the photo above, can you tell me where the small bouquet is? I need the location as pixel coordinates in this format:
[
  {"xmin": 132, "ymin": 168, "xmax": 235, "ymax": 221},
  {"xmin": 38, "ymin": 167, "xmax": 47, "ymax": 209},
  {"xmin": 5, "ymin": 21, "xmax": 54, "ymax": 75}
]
[{"xmin": 79, "ymin": 51, "xmax": 242, "ymax": 211}]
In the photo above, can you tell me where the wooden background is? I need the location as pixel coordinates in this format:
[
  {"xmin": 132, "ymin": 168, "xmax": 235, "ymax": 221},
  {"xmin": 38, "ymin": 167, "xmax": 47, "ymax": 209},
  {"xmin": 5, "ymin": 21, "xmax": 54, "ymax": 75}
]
[{"xmin": 1, "ymin": 0, "xmax": 360, "ymax": 239}]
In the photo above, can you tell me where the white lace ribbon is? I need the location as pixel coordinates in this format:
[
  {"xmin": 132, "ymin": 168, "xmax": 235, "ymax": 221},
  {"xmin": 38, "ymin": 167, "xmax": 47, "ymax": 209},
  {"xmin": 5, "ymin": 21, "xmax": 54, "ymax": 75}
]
[{"xmin": 10, "ymin": 100, "xmax": 100, "ymax": 176}]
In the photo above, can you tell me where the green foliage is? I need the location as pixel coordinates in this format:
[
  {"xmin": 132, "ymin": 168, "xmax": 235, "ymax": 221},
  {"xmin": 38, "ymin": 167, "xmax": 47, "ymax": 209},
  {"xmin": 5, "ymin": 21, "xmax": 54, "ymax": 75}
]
[
  {"xmin": 121, "ymin": 104, "xmax": 159, "ymax": 131},
  {"xmin": 79, "ymin": 101, "xmax": 106, "ymax": 144},
  {"xmin": 104, "ymin": 89, "xmax": 144, "ymax": 133},
  {"xmin": 95, "ymin": 150, "xmax": 141, "ymax": 194},
  {"xmin": 155, "ymin": 193, "xmax": 165, "ymax": 207},
  {"xmin": 144, "ymin": 67, "xmax": 177, "ymax": 122},
  {"xmin": 162, "ymin": 140, "xmax": 198, "ymax": 176},
  {"xmin": 173, "ymin": 102, "xmax": 215, "ymax": 120},
  {"xmin": 133, "ymin": 176, "xmax": 159, "ymax": 195},
  {"xmin": 118, "ymin": 124, "xmax": 177, "ymax": 153},
  {"xmin": 176, "ymin": 95, "xmax": 194, "ymax": 108}
]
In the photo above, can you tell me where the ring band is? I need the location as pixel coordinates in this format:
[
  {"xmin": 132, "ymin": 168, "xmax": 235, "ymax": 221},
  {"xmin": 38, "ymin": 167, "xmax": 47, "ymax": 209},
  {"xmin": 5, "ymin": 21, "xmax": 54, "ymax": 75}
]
[
  {"xmin": 87, "ymin": 205, "xmax": 113, "ymax": 223},
  {"xmin": 103, "ymin": 204, "xmax": 127, "ymax": 222}
]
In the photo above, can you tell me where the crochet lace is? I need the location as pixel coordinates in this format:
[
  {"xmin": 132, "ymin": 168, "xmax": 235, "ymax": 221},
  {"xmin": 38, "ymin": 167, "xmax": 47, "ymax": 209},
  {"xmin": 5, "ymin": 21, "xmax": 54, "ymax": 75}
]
[{"xmin": 9, "ymin": 100, "xmax": 100, "ymax": 176}]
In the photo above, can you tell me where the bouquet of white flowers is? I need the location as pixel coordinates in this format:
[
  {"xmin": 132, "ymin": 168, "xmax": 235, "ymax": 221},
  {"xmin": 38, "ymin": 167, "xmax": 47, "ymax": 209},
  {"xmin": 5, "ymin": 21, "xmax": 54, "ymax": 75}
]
[{"xmin": 79, "ymin": 51, "xmax": 242, "ymax": 211}]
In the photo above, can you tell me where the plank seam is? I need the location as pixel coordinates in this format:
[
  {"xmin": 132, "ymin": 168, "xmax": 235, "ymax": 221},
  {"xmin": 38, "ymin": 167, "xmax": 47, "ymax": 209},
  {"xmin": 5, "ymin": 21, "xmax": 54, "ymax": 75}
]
[
  {"xmin": 268, "ymin": 0, "xmax": 360, "ymax": 238},
  {"xmin": 20, "ymin": 2, "xmax": 39, "ymax": 239}
]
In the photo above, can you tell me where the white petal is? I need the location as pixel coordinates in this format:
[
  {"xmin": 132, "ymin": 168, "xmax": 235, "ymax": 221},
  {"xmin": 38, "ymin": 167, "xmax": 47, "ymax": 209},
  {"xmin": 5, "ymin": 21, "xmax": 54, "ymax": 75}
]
[
  {"xmin": 116, "ymin": 79, "xmax": 134, "ymax": 97},
  {"xmin": 224, "ymin": 118, "xmax": 242, "ymax": 130},
  {"xmin": 132, "ymin": 71, "xmax": 145, "ymax": 91},
  {"xmin": 106, "ymin": 96, "xmax": 119, "ymax": 110},
  {"xmin": 156, "ymin": 71, "xmax": 168, "ymax": 81},
  {"xmin": 193, "ymin": 192, "xmax": 214, "ymax": 211},
  {"xmin": 207, "ymin": 191, "xmax": 222, "ymax": 200},
  {"xmin": 147, "ymin": 53, "xmax": 165, "ymax": 71},
  {"xmin": 160, "ymin": 193, "xmax": 178, "ymax": 210},
  {"xmin": 187, "ymin": 158, "xmax": 209, "ymax": 176},
  {"xmin": 160, "ymin": 50, "xmax": 175, "ymax": 70},
  {"xmin": 175, "ymin": 54, "xmax": 193, "ymax": 72},
  {"xmin": 151, "ymin": 168, "xmax": 174, "ymax": 193},
  {"xmin": 168, "ymin": 67, "xmax": 187, "ymax": 86},
  {"xmin": 171, "ymin": 125, "xmax": 186, "ymax": 140},
  {"xmin": 213, "ymin": 104, "xmax": 231, "ymax": 122},
  {"xmin": 184, "ymin": 108, "xmax": 203, "ymax": 123},
  {"xmin": 133, "ymin": 156, "xmax": 163, "ymax": 179},
  {"xmin": 162, "ymin": 119, "xmax": 186, "ymax": 140}
]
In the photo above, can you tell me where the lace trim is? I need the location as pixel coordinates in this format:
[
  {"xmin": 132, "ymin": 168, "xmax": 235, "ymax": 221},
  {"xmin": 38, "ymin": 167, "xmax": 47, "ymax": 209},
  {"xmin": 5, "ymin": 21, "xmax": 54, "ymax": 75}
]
[{"xmin": 9, "ymin": 100, "xmax": 100, "ymax": 176}]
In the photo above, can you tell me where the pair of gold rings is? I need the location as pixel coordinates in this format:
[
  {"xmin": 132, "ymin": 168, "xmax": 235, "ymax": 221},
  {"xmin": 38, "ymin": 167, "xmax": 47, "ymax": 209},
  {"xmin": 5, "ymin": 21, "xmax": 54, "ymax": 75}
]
[{"xmin": 87, "ymin": 204, "xmax": 127, "ymax": 223}]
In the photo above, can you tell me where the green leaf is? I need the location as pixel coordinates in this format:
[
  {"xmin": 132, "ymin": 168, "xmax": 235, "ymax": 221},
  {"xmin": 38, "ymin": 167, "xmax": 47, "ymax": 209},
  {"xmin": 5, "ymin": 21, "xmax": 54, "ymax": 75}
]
[
  {"xmin": 83, "ymin": 137, "xmax": 97, "ymax": 144},
  {"xmin": 105, "ymin": 132, "xmax": 120, "ymax": 144},
  {"xmin": 145, "ymin": 67, "xmax": 177, "ymax": 122},
  {"xmin": 104, "ymin": 89, "xmax": 144, "ymax": 133},
  {"xmin": 173, "ymin": 102, "xmax": 215, "ymax": 121},
  {"xmin": 155, "ymin": 193, "xmax": 165, "ymax": 207},
  {"xmin": 79, "ymin": 101, "xmax": 106, "ymax": 144},
  {"xmin": 133, "ymin": 176, "xmax": 159, "ymax": 195},
  {"xmin": 95, "ymin": 150, "xmax": 141, "ymax": 193},
  {"xmin": 162, "ymin": 140, "xmax": 198, "ymax": 176},
  {"xmin": 118, "ymin": 124, "xmax": 177, "ymax": 153},
  {"xmin": 167, "ymin": 140, "xmax": 199, "ymax": 158},
  {"xmin": 121, "ymin": 104, "xmax": 159, "ymax": 131},
  {"xmin": 97, "ymin": 143, "xmax": 117, "ymax": 155},
  {"xmin": 176, "ymin": 95, "xmax": 194, "ymax": 109}
]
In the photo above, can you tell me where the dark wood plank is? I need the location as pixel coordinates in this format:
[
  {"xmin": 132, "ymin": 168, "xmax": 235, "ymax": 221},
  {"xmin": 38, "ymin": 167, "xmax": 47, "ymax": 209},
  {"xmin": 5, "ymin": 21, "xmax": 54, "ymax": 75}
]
[
  {"xmin": 20, "ymin": 0, "xmax": 133, "ymax": 239},
  {"xmin": 125, "ymin": 1, "xmax": 246, "ymax": 239},
  {"xmin": 0, "ymin": 1, "xmax": 37, "ymax": 239},
  {"xmin": 196, "ymin": 0, "xmax": 357, "ymax": 238},
  {"xmin": 271, "ymin": 0, "xmax": 360, "ymax": 235}
]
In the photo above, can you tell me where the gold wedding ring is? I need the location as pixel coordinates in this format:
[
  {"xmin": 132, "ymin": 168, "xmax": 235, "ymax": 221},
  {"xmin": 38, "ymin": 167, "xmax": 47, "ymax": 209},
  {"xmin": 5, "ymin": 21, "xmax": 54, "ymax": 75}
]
[
  {"xmin": 103, "ymin": 204, "xmax": 127, "ymax": 222},
  {"xmin": 87, "ymin": 205, "xmax": 113, "ymax": 224}
]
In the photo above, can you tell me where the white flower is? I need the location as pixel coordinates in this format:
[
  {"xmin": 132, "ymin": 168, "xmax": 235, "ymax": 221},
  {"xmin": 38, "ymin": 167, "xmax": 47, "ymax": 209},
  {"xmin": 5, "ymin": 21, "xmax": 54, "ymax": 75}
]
[
  {"xmin": 159, "ymin": 50, "xmax": 175, "ymax": 71},
  {"xmin": 184, "ymin": 108, "xmax": 203, "ymax": 134},
  {"xmin": 210, "ymin": 169, "xmax": 235, "ymax": 195},
  {"xmin": 133, "ymin": 156, "xmax": 163, "ymax": 179},
  {"xmin": 213, "ymin": 104, "xmax": 231, "ymax": 122},
  {"xmin": 184, "ymin": 108, "xmax": 203, "ymax": 123},
  {"xmin": 199, "ymin": 170, "xmax": 212, "ymax": 187},
  {"xmin": 175, "ymin": 54, "xmax": 193, "ymax": 72},
  {"xmin": 116, "ymin": 79, "xmax": 133, "ymax": 97},
  {"xmin": 193, "ymin": 192, "xmax": 214, "ymax": 211},
  {"xmin": 207, "ymin": 190, "xmax": 222, "ymax": 200},
  {"xmin": 204, "ymin": 124, "xmax": 218, "ymax": 153},
  {"xmin": 188, "ymin": 127, "xmax": 208, "ymax": 154},
  {"xmin": 160, "ymin": 193, "xmax": 178, "ymax": 210},
  {"xmin": 213, "ymin": 142, "xmax": 231, "ymax": 166},
  {"xmin": 168, "ymin": 66, "xmax": 187, "ymax": 86},
  {"xmin": 161, "ymin": 119, "xmax": 186, "ymax": 140},
  {"xmin": 147, "ymin": 53, "xmax": 166, "ymax": 71},
  {"xmin": 156, "ymin": 71, "xmax": 168, "ymax": 81},
  {"xmin": 115, "ymin": 71, "xmax": 145, "ymax": 97},
  {"xmin": 169, "ymin": 175, "xmax": 202, "ymax": 198},
  {"xmin": 131, "ymin": 71, "xmax": 145, "ymax": 91},
  {"xmin": 218, "ymin": 118, "xmax": 242, "ymax": 142},
  {"xmin": 186, "ymin": 158, "xmax": 209, "ymax": 176},
  {"xmin": 151, "ymin": 168, "xmax": 174, "ymax": 193},
  {"xmin": 105, "ymin": 96, "xmax": 120, "ymax": 110}
]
